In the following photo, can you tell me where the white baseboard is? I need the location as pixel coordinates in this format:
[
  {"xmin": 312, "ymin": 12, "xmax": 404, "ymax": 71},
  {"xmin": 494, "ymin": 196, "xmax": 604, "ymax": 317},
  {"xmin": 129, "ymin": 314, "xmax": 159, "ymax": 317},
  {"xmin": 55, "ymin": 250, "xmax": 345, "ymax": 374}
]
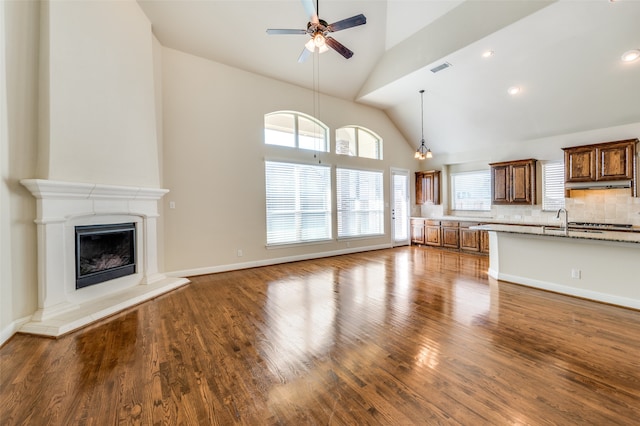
[
  {"xmin": 497, "ymin": 272, "xmax": 640, "ymax": 310},
  {"xmin": 0, "ymin": 315, "xmax": 31, "ymax": 347},
  {"xmin": 166, "ymin": 243, "xmax": 393, "ymax": 278}
]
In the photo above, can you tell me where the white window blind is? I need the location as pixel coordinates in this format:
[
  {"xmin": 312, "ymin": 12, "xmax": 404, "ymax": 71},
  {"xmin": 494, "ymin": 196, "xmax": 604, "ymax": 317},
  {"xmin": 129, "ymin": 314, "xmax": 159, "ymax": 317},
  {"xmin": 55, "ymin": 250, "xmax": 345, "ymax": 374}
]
[
  {"xmin": 336, "ymin": 168, "xmax": 384, "ymax": 238},
  {"xmin": 542, "ymin": 161, "xmax": 565, "ymax": 211},
  {"xmin": 451, "ymin": 170, "xmax": 491, "ymax": 211},
  {"xmin": 265, "ymin": 161, "xmax": 332, "ymax": 245}
]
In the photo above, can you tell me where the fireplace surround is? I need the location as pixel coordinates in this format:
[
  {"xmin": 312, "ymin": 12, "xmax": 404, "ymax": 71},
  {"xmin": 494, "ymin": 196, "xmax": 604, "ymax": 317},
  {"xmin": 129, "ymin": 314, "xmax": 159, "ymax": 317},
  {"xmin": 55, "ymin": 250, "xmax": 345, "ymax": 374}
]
[{"xmin": 20, "ymin": 179, "xmax": 189, "ymax": 336}]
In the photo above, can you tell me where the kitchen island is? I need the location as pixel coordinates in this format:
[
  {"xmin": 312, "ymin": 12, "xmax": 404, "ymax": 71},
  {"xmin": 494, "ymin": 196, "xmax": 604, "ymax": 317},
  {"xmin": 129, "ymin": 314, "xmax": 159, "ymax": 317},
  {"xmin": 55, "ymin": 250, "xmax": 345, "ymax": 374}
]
[{"xmin": 473, "ymin": 224, "xmax": 640, "ymax": 310}]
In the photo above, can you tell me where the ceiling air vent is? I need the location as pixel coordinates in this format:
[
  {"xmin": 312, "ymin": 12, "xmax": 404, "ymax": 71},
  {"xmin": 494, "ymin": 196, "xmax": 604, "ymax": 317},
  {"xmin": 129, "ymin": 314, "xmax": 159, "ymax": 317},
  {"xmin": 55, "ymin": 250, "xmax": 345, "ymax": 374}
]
[{"xmin": 430, "ymin": 62, "xmax": 452, "ymax": 73}]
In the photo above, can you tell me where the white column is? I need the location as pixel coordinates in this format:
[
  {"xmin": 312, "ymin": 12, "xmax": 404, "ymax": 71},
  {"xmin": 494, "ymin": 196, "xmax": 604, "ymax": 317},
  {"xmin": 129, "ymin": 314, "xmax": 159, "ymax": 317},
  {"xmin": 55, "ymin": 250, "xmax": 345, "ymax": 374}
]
[{"xmin": 31, "ymin": 219, "xmax": 78, "ymax": 321}]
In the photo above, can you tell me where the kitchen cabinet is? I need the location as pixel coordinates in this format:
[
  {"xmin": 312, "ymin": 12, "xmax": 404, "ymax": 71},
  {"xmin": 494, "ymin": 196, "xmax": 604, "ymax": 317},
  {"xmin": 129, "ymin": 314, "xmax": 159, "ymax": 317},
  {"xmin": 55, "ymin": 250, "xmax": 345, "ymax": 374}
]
[
  {"xmin": 441, "ymin": 221, "xmax": 459, "ymax": 249},
  {"xmin": 460, "ymin": 222, "xmax": 480, "ymax": 252},
  {"xmin": 563, "ymin": 139, "xmax": 637, "ymax": 196},
  {"xmin": 563, "ymin": 145, "xmax": 596, "ymax": 182},
  {"xmin": 411, "ymin": 219, "xmax": 488, "ymax": 255},
  {"xmin": 490, "ymin": 159, "xmax": 536, "ymax": 205},
  {"xmin": 410, "ymin": 218, "xmax": 425, "ymax": 244},
  {"xmin": 424, "ymin": 220, "xmax": 441, "ymax": 246},
  {"xmin": 416, "ymin": 170, "xmax": 440, "ymax": 205},
  {"xmin": 480, "ymin": 230, "xmax": 490, "ymax": 254}
]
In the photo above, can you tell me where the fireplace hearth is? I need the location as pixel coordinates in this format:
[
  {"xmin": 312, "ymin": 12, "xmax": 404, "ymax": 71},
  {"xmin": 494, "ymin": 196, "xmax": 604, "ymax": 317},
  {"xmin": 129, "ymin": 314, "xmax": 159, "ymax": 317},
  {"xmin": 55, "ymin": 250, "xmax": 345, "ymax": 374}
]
[{"xmin": 76, "ymin": 223, "xmax": 136, "ymax": 289}]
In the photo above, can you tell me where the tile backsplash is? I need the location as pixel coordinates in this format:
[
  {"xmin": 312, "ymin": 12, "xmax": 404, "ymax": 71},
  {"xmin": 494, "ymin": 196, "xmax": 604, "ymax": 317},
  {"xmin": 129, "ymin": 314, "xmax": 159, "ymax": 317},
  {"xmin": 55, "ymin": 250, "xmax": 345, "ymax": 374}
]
[{"xmin": 419, "ymin": 188, "xmax": 640, "ymax": 226}]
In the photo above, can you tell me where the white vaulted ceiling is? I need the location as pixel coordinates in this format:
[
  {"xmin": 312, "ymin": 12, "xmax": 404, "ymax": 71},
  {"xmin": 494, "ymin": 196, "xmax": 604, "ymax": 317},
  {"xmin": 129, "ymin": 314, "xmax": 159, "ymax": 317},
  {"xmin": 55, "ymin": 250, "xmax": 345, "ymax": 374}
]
[{"xmin": 137, "ymin": 0, "xmax": 640, "ymax": 156}]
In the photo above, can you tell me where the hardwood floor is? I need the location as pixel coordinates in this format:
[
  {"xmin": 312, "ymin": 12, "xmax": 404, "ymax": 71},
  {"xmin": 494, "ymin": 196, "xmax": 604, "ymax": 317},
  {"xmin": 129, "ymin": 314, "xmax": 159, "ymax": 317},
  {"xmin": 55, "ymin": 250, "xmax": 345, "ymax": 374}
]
[{"xmin": 1, "ymin": 247, "xmax": 639, "ymax": 425}]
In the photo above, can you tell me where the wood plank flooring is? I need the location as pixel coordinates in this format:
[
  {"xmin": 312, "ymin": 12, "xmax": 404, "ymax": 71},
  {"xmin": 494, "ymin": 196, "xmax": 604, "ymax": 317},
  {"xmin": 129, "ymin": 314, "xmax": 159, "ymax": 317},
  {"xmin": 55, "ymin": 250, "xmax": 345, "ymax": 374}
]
[{"xmin": 1, "ymin": 247, "xmax": 639, "ymax": 425}]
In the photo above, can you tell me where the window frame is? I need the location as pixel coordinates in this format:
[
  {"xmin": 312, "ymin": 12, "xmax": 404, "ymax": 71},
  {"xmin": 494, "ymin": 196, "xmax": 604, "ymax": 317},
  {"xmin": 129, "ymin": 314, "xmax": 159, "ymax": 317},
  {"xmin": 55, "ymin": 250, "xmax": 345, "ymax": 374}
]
[
  {"xmin": 336, "ymin": 167, "xmax": 385, "ymax": 239},
  {"xmin": 450, "ymin": 170, "xmax": 492, "ymax": 212},
  {"xmin": 335, "ymin": 126, "xmax": 383, "ymax": 160},
  {"xmin": 541, "ymin": 160, "xmax": 566, "ymax": 211},
  {"xmin": 264, "ymin": 111, "xmax": 329, "ymax": 152},
  {"xmin": 264, "ymin": 160, "xmax": 332, "ymax": 247}
]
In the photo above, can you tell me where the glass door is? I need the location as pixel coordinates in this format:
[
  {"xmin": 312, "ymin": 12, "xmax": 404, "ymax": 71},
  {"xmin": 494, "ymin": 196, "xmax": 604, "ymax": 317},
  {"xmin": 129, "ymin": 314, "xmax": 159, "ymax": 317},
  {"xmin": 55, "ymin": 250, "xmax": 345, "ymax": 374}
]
[{"xmin": 391, "ymin": 168, "xmax": 410, "ymax": 246}]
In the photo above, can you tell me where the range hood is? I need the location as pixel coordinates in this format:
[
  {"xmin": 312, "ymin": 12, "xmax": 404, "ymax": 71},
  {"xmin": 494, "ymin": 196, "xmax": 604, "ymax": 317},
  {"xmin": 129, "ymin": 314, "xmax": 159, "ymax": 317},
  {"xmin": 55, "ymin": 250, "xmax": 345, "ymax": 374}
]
[{"xmin": 565, "ymin": 180, "xmax": 632, "ymax": 190}]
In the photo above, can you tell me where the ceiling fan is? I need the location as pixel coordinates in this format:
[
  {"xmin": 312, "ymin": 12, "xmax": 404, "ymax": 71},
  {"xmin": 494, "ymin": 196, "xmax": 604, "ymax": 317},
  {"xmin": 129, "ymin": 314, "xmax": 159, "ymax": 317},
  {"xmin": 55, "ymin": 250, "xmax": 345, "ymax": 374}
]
[{"xmin": 266, "ymin": 0, "xmax": 366, "ymax": 62}]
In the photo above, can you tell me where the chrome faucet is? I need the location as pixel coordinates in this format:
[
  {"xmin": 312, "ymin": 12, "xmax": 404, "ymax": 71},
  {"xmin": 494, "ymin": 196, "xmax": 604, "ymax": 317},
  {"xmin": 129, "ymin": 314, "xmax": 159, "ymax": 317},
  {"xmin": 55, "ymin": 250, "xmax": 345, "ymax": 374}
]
[{"xmin": 556, "ymin": 208, "xmax": 568, "ymax": 236}]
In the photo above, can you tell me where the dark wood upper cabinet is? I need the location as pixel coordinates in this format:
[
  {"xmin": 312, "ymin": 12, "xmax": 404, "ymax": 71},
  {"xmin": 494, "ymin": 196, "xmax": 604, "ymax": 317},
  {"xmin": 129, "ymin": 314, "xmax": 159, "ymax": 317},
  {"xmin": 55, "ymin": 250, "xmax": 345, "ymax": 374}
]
[
  {"xmin": 598, "ymin": 142, "xmax": 633, "ymax": 180},
  {"xmin": 490, "ymin": 159, "xmax": 536, "ymax": 205},
  {"xmin": 415, "ymin": 170, "xmax": 441, "ymax": 205},
  {"xmin": 563, "ymin": 139, "xmax": 637, "ymax": 197},
  {"xmin": 564, "ymin": 145, "xmax": 597, "ymax": 182}
]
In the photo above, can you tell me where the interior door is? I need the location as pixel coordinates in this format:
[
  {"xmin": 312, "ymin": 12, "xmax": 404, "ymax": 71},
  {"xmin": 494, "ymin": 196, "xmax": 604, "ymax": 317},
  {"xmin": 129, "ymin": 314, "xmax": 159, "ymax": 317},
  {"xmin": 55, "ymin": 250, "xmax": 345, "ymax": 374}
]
[{"xmin": 391, "ymin": 168, "xmax": 410, "ymax": 246}]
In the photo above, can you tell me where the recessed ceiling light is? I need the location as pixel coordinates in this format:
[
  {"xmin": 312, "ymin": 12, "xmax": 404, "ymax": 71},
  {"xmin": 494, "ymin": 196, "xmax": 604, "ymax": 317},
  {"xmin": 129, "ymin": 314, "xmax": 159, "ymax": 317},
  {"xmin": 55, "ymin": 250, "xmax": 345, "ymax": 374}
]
[
  {"xmin": 621, "ymin": 49, "xmax": 640, "ymax": 62},
  {"xmin": 482, "ymin": 50, "xmax": 494, "ymax": 58},
  {"xmin": 507, "ymin": 86, "xmax": 521, "ymax": 95}
]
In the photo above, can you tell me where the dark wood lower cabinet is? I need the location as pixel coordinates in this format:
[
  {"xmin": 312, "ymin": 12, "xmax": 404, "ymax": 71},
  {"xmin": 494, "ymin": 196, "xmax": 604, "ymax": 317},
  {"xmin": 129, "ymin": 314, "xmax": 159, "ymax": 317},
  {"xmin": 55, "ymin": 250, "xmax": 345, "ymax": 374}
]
[
  {"xmin": 410, "ymin": 219, "xmax": 425, "ymax": 245},
  {"xmin": 441, "ymin": 221, "xmax": 460, "ymax": 249},
  {"xmin": 480, "ymin": 230, "xmax": 490, "ymax": 254},
  {"xmin": 424, "ymin": 220, "xmax": 441, "ymax": 246},
  {"xmin": 460, "ymin": 223, "xmax": 480, "ymax": 252},
  {"xmin": 411, "ymin": 219, "xmax": 488, "ymax": 255}
]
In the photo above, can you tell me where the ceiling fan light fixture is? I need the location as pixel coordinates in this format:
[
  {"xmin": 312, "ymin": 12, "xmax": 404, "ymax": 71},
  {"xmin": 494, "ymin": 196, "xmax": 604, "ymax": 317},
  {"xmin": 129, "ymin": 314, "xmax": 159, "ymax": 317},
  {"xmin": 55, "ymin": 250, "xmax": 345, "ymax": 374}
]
[
  {"xmin": 313, "ymin": 33, "xmax": 326, "ymax": 48},
  {"xmin": 305, "ymin": 38, "xmax": 315, "ymax": 52},
  {"xmin": 266, "ymin": 1, "xmax": 366, "ymax": 61},
  {"xmin": 621, "ymin": 49, "xmax": 640, "ymax": 62},
  {"xmin": 508, "ymin": 86, "xmax": 521, "ymax": 95}
]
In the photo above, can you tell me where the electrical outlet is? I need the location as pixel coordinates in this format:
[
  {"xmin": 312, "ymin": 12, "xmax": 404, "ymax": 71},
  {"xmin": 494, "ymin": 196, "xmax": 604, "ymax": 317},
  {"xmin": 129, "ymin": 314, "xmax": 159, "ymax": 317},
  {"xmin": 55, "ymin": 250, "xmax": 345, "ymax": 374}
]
[
  {"xmin": 237, "ymin": 249, "xmax": 243, "ymax": 257},
  {"xmin": 169, "ymin": 201, "xmax": 176, "ymax": 209},
  {"xmin": 571, "ymin": 268, "xmax": 581, "ymax": 279}
]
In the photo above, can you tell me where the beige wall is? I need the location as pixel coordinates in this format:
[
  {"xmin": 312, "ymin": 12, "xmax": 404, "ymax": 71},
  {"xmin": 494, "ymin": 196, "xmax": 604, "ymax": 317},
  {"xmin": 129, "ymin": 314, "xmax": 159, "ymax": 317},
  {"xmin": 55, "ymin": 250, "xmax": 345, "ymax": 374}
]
[
  {"xmin": 41, "ymin": 0, "xmax": 160, "ymax": 187},
  {"xmin": 161, "ymin": 48, "xmax": 416, "ymax": 273},
  {"xmin": 1, "ymin": 0, "xmax": 40, "ymax": 338}
]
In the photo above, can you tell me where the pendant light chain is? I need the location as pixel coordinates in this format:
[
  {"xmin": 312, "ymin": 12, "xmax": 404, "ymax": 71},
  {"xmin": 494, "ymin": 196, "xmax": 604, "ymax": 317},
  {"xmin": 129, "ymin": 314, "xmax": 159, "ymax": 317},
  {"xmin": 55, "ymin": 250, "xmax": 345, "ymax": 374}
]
[
  {"xmin": 421, "ymin": 90, "xmax": 425, "ymax": 142},
  {"xmin": 415, "ymin": 89, "xmax": 433, "ymax": 160}
]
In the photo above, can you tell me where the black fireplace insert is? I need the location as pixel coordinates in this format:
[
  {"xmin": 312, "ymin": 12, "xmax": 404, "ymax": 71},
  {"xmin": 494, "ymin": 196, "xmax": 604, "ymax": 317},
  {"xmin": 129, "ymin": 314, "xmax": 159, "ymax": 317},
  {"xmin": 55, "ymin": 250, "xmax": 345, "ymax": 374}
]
[{"xmin": 75, "ymin": 222, "xmax": 136, "ymax": 289}]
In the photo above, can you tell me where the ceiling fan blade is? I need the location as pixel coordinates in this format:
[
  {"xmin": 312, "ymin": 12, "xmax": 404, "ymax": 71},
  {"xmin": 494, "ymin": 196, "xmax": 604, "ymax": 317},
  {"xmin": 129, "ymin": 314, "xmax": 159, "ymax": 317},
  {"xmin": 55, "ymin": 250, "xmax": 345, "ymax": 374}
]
[
  {"xmin": 301, "ymin": 0, "xmax": 319, "ymax": 24},
  {"xmin": 325, "ymin": 37, "xmax": 353, "ymax": 59},
  {"xmin": 298, "ymin": 47, "xmax": 312, "ymax": 63},
  {"xmin": 327, "ymin": 14, "xmax": 366, "ymax": 32},
  {"xmin": 266, "ymin": 29, "xmax": 307, "ymax": 35}
]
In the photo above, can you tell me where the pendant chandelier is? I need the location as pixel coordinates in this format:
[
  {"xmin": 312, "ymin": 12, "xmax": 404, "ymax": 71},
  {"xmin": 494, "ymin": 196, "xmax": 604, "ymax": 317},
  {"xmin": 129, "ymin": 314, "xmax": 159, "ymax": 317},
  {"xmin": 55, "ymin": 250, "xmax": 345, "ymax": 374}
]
[{"xmin": 414, "ymin": 89, "xmax": 433, "ymax": 160}]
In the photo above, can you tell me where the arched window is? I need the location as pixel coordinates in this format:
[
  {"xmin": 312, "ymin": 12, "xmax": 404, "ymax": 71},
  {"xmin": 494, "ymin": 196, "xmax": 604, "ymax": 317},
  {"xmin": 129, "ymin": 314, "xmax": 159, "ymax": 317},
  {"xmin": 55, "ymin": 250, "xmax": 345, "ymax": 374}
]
[
  {"xmin": 335, "ymin": 126, "xmax": 383, "ymax": 159},
  {"xmin": 264, "ymin": 111, "xmax": 329, "ymax": 152}
]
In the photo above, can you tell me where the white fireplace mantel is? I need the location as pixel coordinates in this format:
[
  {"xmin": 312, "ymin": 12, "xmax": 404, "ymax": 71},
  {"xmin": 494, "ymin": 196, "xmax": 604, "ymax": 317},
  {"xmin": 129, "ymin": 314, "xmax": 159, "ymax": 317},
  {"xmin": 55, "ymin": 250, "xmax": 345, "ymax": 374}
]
[{"xmin": 20, "ymin": 179, "xmax": 189, "ymax": 337}]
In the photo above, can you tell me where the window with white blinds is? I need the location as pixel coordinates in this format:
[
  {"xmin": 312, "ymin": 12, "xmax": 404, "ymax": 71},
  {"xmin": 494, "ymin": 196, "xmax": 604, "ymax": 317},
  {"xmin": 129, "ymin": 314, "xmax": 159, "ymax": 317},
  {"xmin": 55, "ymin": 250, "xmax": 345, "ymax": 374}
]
[
  {"xmin": 336, "ymin": 168, "xmax": 384, "ymax": 238},
  {"xmin": 542, "ymin": 161, "xmax": 565, "ymax": 211},
  {"xmin": 451, "ymin": 170, "xmax": 492, "ymax": 211},
  {"xmin": 265, "ymin": 161, "xmax": 332, "ymax": 245}
]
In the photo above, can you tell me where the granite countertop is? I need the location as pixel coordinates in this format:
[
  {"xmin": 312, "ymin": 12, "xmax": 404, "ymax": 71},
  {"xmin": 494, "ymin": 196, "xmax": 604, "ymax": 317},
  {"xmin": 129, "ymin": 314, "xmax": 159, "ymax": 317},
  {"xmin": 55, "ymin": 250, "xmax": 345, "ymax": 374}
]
[
  {"xmin": 472, "ymin": 223, "xmax": 640, "ymax": 244},
  {"xmin": 410, "ymin": 216, "xmax": 640, "ymax": 243}
]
